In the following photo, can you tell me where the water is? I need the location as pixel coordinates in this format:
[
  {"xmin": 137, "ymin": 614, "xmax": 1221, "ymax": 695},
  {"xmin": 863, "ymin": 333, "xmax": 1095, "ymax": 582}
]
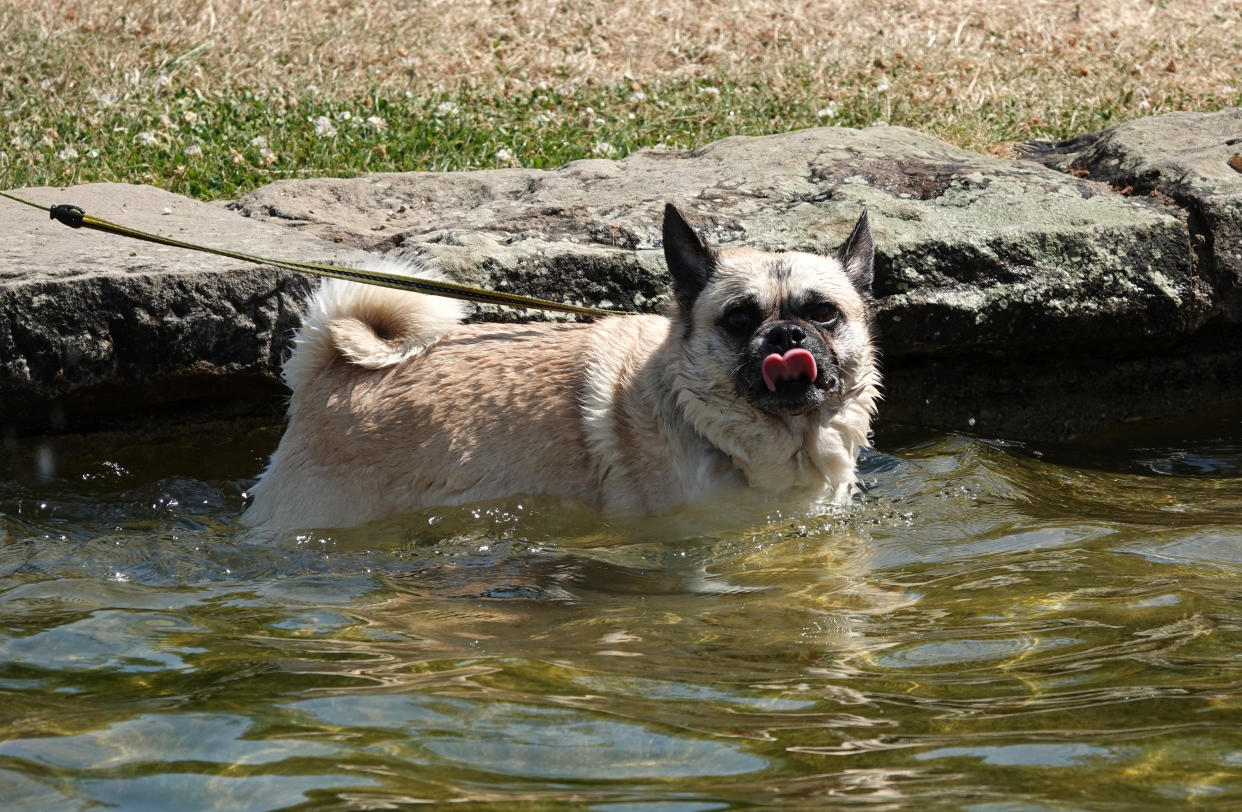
[{"xmin": 1, "ymin": 411, "xmax": 1241, "ymax": 810}]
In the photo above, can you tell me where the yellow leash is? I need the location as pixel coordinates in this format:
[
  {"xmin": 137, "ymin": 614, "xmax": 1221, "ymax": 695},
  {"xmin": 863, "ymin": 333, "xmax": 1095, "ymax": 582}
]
[{"xmin": 0, "ymin": 189, "xmax": 629, "ymax": 318}]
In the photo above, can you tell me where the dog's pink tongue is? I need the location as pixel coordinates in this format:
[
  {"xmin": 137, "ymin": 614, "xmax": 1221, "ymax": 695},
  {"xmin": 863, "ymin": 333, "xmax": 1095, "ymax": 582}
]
[{"xmin": 761, "ymin": 349, "xmax": 818, "ymax": 392}]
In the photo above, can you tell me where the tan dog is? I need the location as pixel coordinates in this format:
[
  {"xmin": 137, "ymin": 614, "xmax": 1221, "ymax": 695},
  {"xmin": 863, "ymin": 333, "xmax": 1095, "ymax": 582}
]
[{"xmin": 243, "ymin": 205, "xmax": 881, "ymax": 528}]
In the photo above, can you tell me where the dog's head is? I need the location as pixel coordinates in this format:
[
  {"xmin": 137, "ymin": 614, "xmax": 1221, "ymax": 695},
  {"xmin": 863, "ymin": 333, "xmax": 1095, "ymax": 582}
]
[{"xmin": 663, "ymin": 203, "xmax": 877, "ymax": 418}]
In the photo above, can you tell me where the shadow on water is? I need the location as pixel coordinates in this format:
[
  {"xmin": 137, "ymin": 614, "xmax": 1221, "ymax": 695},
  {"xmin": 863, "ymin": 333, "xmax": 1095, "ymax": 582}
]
[{"xmin": 0, "ymin": 406, "xmax": 1240, "ymax": 809}]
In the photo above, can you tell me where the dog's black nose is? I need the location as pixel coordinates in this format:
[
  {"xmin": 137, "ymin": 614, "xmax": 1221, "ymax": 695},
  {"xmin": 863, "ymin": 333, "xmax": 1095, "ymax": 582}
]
[{"xmin": 763, "ymin": 322, "xmax": 806, "ymax": 353}]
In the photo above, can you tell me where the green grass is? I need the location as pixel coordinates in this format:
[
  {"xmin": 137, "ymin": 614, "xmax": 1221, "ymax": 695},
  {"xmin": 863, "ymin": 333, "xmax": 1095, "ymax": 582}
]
[
  {"xmin": 3, "ymin": 0, "xmax": 1239, "ymax": 201},
  {"xmin": 5, "ymin": 67, "xmax": 1232, "ymax": 202},
  {"xmin": 1, "ymin": 80, "xmax": 799, "ymax": 198}
]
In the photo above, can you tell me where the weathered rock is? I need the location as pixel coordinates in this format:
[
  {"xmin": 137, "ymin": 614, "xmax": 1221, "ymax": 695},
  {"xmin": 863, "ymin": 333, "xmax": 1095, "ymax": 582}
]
[
  {"xmin": 0, "ymin": 184, "xmax": 372, "ymax": 432},
  {"xmin": 4, "ymin": 116, "xmax": 1241, "ymax": 440},
  {"xmin": 1026, "ymin": 107, "xmax": 1242, "ymax": 323},
  {"xmin": 230, "ymin": 124, "xmax": 1230, "ymax": 438},
  {"xmin": 230, "ymin": 126, "xmax": 1203, "ymax": 363}
]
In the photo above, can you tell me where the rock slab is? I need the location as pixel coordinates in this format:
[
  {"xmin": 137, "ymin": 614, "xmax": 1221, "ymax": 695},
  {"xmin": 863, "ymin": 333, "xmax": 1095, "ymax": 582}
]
[
  {"xmin": 230, "ymin": 122, "xmax": 1238, "ymax": 438},
  {"xmin": 4, "ymin": 113, "xmax": 1241, "ymax": 439},
  {"xmin": 231, "ymin": 125, "xmax": 1203, "ymax": 360},
  {"xmin": 1026, "ymin": 107, "xmax": 1242, "ymax": 323},
  {"xmin": 0, "ymin": 184, "xmax": 371, "ymax": 432}
]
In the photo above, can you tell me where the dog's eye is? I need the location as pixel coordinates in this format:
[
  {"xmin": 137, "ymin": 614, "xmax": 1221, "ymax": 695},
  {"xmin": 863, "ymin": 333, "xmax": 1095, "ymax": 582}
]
[
  {"xmin": 721, "ymin": 307, "xmax": 757, "ymax": 335},
  {"xmin": 806, "ymin": 302, "xmax": 841, "ymax": 327}
]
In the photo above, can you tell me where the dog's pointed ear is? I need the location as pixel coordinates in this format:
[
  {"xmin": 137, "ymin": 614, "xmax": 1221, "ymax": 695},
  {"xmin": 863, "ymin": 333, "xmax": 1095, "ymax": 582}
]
[
  {"xmin": 663, "ymin": 203, "xmax": 716, "ymax": 311},
  {"xmin": 834, "ymin": 208, "xmax": 874, "ymax": 294}
]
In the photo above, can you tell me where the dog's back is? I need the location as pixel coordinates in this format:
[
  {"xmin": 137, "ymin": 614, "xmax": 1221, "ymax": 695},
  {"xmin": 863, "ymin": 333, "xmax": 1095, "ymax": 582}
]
[
  {"xmin": 246, "ymin": 256, "xmax": 473, "ymax": 527},
  {"xmin": 243, "ymin": 257, "xmax": 610, "ymax": 527},
  {"xmin": 279, "ymin": 256, "xmax": 466, "ymax": 395}
]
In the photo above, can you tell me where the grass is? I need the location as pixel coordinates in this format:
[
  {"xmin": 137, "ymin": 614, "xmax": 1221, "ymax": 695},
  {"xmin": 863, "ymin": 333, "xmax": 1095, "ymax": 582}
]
[{"xmin": 1, "ymin": 0, "xmax": 1239, "ymax": 200}]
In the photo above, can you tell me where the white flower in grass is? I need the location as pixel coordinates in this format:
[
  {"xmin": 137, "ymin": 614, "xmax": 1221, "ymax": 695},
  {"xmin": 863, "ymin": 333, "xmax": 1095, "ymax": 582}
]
[
  {"xmin": 313, "ymin": 116, "xmax": 336, "ymax": 136},
  {"xmin": 876, "ymin": 81, "xmax": 890, "ymax": 92},
  {"xmin": 157, "ymin": 74, "xmax": 172, "ymax": 89},
  {"xmin": 364, "ymin": 115, "xmax": 387, "ymax": 131},
  {"xmin": 183, "ymin": 144, "xmax": 203, "ymax": 157},
  {"xmin": 592, "ymin": 141, "xmax": 620, "ymax": 158},
  {"xmin": 336, "ymin": 111, "xmax": 352, "ymax": 122},
  {"xmin": 259, "ymin": 147, "xmax": 277, "ymax": 165},
  {"xmin": 816, "ymin": 102, "xmax": 839, "ymax": 119},
  {"xmin": 699, "ymin": 86, "xmax": 721, "ymax": 98},
  {"xmin": 135, "ymin": 131, "xmax": 158, "ymax": 147},
  {"xmin": 436, "ymin": 101, "xmax": 458, "ymax": 115},
  {"xmin": 494, "ymin": 147, "xmax": 514, "ymax": 162},
  {"xmin": 249, "ymin": 135, "xmax": 267, "ymax": 148},
  {"xmin": 183, "ymin": 111, "xmax": 198, "ymax": 125},
  {"xmin": 57, "ymin": 147, "xmax": 79, "ymax": 161}
]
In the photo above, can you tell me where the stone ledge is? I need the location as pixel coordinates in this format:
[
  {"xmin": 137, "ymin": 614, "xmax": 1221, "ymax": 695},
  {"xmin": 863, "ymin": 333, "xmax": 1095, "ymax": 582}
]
[
  {"xmin": 4, "ymin": 112, "xmax": 1240, "ymax": 439},
  {"xmin": 1, "ymin": 184, "xmax": 372, "ymax": 432},
  {"xmin": 1025, "ymin": 107, "xmax": 1242, "ymax": 323}
]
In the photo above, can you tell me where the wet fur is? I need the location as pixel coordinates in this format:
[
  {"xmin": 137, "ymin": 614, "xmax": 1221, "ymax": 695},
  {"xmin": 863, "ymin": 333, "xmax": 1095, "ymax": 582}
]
[{"xmin": 243, "ymin": 207, "xmax": 881, "ymax": 528}]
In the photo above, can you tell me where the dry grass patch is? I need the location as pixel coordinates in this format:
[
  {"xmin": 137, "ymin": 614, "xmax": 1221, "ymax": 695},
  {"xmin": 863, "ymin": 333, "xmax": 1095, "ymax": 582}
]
[{"xmin": 1, "ymin": 0, "xmax": 1239, "ymax": 197}]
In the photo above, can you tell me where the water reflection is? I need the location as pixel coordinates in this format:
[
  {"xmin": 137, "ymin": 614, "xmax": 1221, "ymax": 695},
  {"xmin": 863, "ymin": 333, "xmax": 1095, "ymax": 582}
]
[
  {"xmin": 0, "ymin": 415, "xmax": 1239, "ymax": 808},
  {"xmin": 294, "ymin": 694, "xmax": 768, "ymax": 779},
  {"xmin": 0, "ymin": 609, "xmax": 205, "ymax": 672}
]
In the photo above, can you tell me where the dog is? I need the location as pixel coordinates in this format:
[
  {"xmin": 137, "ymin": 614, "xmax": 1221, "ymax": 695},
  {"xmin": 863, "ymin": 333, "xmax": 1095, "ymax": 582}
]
[{"xmin": 242, "ymin": 204, "xmax": 881, "ymax": 529}]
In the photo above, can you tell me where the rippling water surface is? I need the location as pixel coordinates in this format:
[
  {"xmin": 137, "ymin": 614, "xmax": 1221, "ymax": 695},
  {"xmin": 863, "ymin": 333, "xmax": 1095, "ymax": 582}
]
[{"xmin": 1, "ymin": 411, "xmax": 1240, "ymax": 810}]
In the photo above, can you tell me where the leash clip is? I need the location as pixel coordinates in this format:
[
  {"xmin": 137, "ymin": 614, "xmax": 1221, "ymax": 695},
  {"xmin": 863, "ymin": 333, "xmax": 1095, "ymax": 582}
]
[{"xmin": 50, "ymin": 204, "xmax": 86, "ymax": 229}]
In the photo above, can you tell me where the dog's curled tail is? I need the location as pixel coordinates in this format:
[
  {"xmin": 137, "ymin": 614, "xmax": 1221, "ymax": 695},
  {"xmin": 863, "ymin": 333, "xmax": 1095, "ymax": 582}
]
[{"xmin": 282, "ymin": 255, "xmax": 466, "ymax": 393}]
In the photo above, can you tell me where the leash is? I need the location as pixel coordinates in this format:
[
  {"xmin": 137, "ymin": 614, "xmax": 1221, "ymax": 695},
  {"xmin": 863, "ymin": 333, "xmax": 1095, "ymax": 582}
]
[{"xmin": 0, "ymin": 190, "xmax": 628, "ymax": 317}]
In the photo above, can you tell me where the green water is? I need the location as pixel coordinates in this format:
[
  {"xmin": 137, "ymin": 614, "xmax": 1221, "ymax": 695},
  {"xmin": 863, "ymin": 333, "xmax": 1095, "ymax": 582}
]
[{"xmin": 1, "ymin": 412, "xmax": 1240, "ymax": 810}]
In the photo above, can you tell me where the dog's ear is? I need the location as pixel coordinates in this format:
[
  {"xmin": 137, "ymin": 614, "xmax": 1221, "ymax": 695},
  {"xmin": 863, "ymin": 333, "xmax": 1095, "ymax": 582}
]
[
  {"xmin": 663, "ymin": 203, "xmax": 716, "ymax": 311},
  {"xmin": 834, "ymin": 208, "xmax": 874, "ymax": 294}
]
